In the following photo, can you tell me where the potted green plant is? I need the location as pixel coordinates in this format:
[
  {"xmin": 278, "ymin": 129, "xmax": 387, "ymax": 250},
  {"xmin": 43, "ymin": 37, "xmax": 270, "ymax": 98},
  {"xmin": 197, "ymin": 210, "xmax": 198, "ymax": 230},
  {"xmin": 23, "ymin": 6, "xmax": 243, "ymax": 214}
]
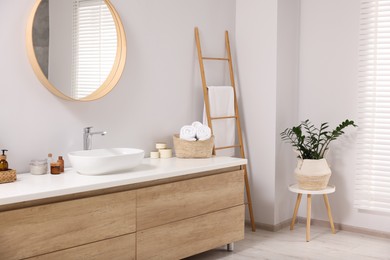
[{"xmin": 281, "ymin": 119, "xmax": 357, "ymax": 190}]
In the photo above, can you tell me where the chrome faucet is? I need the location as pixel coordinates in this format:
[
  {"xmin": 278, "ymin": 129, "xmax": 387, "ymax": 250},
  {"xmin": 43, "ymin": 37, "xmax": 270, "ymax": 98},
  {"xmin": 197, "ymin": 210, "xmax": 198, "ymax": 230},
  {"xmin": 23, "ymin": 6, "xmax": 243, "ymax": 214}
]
[{"xmin": 83, "ymin": 127, "xmax": 107, "ymax": 150}]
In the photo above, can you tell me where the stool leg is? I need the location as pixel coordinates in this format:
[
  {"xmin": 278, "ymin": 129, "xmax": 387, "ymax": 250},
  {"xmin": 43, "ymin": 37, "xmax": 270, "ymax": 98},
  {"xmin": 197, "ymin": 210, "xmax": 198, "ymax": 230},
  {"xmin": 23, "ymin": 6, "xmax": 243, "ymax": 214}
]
[
  {"xmin": 306, "ymin": 194, "xmax": 312, "ymax": 242},
  {"xmin": 290, "ymin": 193, "xmax": 302, "ymax": 230},
  {"xmin": 323, "ymin": 194, "xmax": 336, "ymax": 234}
]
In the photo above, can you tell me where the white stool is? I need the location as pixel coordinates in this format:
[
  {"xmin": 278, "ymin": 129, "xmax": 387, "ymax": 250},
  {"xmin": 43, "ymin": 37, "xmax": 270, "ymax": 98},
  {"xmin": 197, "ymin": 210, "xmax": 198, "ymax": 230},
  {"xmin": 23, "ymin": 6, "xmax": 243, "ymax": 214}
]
[{"xmin": 288, "ymin": 184, "xmax": 336, "ymax": 242}]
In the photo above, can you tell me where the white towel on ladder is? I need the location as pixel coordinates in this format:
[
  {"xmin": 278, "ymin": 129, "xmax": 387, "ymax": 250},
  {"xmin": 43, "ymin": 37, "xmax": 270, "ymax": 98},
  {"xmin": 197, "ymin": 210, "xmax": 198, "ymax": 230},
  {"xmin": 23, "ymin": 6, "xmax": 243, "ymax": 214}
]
[{"xmin": 203, "ymin": 86, "xmax": 236, "ymax": 156}]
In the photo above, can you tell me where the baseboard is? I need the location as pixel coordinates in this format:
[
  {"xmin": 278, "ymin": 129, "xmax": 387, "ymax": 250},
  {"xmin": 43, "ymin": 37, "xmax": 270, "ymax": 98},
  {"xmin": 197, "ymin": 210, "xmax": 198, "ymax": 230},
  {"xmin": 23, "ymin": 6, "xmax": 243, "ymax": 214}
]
[
  {"xmin": 297, "ymin": 217, "xmax": 390, "ymax": 239},
  {"xmin": 246, "ymin": 218, "xmax": 390, "ymax": 239},
  {"xmin": 245, "ymin": 218, "xmax": 291, "ymax": 232}
]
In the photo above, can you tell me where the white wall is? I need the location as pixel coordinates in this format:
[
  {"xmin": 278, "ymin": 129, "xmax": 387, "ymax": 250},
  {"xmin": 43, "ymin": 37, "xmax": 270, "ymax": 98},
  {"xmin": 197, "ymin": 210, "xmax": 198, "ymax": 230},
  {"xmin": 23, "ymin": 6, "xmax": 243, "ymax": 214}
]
[
  {"xmin": 275, "ymin": 0, "xmax": 300, "ymax": 225},
  {"xmin": 0, "ymin": 0, "xmax": 236, "ymax": 173},
  {"xmin": 299, "ymin": 0, "xmax": 390, "ymax": 233},
  {"xmin": 236, "ymin": 0, "xmax": 278, "ymax": 225},
  {"xmin": 236, "ymin": 0, "xmax": 300, "ymax": 226}
]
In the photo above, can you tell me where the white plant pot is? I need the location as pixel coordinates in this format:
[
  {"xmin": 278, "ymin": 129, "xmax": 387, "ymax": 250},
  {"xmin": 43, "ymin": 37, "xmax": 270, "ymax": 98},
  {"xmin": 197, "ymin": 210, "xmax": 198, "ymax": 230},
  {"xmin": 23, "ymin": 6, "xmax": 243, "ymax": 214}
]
[{"xmin": 294, "ymin": 158, "xmax": 331, "ymax": 190}]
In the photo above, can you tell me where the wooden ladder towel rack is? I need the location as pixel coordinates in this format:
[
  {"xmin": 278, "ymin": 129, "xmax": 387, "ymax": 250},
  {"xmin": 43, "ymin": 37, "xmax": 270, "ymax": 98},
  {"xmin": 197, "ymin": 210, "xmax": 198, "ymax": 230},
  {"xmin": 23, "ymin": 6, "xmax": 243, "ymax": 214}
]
[{"xmin": 194, "ymin": 27, "xmax": 256, "ymax": 232}]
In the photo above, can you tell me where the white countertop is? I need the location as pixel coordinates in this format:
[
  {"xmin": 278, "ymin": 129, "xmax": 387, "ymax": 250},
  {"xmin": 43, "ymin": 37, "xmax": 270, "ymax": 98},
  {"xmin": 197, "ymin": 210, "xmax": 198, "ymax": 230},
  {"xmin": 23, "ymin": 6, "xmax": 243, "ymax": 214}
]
[{"xmin": 0, "ymin": 156, "xmax": 246, "ymax": 206}]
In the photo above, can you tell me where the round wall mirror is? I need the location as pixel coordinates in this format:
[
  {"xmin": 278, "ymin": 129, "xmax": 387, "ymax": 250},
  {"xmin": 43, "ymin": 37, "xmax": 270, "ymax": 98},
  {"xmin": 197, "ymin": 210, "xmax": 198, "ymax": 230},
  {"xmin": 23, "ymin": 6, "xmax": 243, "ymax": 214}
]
[{"xmin": 26, "ymin": 0, "xmax": 126, "ymax": 101}]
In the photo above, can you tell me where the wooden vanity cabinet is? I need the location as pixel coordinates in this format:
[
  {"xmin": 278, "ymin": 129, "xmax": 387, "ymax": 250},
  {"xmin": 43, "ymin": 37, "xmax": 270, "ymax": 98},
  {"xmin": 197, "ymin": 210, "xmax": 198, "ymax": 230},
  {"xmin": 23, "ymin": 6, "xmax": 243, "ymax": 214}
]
[
  {"xmin": 0, "ymin": 190, "xmax": 136, "ymax": 260},
  {"xmin": 27, "ymin": 234, "xmax": 136, "ymax": 260},
  {"xmin": 137, "ymin": 205, "xmax": 244, "ymax": 260},
  {"xmin": 137, "ymin": 170, "xmax": 244, "ymax": 230},
  {"xmin": 0, "ymin": 168, "xmax": 245, "ymax": 260},
  {"xmin": 136, "ymin": 170, "xmax": 245, "ymax": 259}
]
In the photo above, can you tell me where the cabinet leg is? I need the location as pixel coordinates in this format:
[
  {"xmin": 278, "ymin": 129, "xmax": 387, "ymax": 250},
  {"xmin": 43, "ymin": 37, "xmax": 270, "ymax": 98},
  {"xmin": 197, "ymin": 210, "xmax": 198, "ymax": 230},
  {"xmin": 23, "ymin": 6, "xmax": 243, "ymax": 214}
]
[
  {"xmin": 227, "ymin": 243, "xmax": 234, "ymax": 252},
  {"xmin": 290, "ymin": 193, "xmax": 302, "ymax": 230},
  {"xmin": 243, "ymin": 168, "xmax": 256, "ymax": 232},
  {"xmin": 306, "ymin": 194, "xmax": 311, "ymax": 242}
]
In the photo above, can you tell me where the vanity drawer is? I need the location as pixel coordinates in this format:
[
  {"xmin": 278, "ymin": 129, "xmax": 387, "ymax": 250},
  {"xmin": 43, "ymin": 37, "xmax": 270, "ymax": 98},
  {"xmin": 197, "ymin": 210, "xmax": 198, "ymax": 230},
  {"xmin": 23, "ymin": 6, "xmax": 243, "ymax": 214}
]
[
  {"xmin": 27, "ymin": 234, "xmax": 135, "ymax": 260},
  {"xmin": 137, "ymin": 205, "xmax": 245, "ymax": 260},
  {"xmin": 136, "ymin": 170, "xmax": 244, "ymax": 230},
  {"xmin": 0, "ymin": 190, "xmax": 136, "ymax": 260}
]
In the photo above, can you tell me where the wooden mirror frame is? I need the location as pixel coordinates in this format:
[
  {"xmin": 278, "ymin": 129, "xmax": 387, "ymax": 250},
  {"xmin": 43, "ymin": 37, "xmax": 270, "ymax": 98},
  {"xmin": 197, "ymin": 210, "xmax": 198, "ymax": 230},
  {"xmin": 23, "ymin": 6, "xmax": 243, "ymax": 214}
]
[{"xmin": 26, "ymin": 0, "xmax": 127, "ymax": 101}]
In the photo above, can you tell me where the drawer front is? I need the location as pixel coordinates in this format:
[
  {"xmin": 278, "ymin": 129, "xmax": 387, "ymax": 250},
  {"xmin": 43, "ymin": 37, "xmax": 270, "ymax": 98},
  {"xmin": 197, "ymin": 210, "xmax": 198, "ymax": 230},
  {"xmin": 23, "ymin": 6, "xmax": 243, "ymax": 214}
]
[
  {"xmin": 28, "ymin": 234, "xmax": 135, "ymax": 260},
  {"xmin": 137, "ymin": 170, "xmax": 244, "ymax": 230},
  {"xmin": 0, "ymin": 190, "xmax": 136, "ymax": 260},
  {"xmin": 137, "ymin": 205, "xmax": 245, "ymax": 260}
]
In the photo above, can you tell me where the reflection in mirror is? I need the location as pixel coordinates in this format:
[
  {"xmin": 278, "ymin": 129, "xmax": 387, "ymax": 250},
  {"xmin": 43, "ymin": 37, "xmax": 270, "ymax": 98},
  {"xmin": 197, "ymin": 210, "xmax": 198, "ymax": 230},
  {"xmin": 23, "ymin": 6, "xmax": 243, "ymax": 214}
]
[
  {"xmin": 28, "ymin": 0, "xmax": 126, "ymax": 101},
  {"xmin": 33, "ymin": 0, "xmax": 49, "ymax": 78}
]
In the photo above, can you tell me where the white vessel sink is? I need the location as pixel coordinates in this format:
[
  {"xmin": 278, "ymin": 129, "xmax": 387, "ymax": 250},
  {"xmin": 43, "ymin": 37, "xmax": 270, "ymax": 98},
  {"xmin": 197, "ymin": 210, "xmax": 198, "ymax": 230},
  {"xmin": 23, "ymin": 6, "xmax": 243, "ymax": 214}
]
[{"xmin": 68, "ymin": 148, "xmax": 144, "ymax": 175}]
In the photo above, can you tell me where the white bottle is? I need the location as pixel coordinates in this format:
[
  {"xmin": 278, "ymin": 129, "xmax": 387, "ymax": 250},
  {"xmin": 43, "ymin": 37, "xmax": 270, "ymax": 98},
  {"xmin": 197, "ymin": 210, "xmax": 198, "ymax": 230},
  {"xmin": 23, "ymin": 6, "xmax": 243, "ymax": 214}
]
[{"xmin": 47, "ymin": 153, "xmax": 53, "ymax": 174}]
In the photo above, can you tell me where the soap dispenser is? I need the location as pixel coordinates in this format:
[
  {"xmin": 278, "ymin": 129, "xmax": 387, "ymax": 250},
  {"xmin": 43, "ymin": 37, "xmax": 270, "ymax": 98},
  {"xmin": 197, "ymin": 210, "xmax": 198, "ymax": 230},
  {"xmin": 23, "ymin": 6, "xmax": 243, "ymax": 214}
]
[{"xmin": 0, "ymin": 149, "xmax": 9, "ymax": 171}]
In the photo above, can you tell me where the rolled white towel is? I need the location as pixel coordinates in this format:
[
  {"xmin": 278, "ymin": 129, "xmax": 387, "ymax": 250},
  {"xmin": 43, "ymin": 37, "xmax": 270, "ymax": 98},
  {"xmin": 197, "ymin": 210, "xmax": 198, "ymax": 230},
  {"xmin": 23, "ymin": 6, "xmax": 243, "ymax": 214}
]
[
  {"xmin": 180, "ymin": 125, "xmax": 197, "ymax": 141},
  {"xmin": 191, "ymin": 121, "xmax": 203, "ymax": 129},
  {"xmin": 196, "ymin": 124, "xmax": 212, "ymax": 141}
]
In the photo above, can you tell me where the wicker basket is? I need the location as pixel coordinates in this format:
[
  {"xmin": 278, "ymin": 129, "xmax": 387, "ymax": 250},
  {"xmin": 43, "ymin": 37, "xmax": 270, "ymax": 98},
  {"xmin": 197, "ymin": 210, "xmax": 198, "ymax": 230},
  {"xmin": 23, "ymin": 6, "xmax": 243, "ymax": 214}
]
[
  {"xmin": 294, "ymin": 159, "xmax": 331, "ymax": 190},
  {"xmin": 295, "ymin": 173, "xmax": 331, "ymax": 190},
  {"xmin": 0, "ymin": 169, "xmax": 17, "ymax": 184},
  {"xmin": 173, "ymin": 134, "xmax": 214, "ymax": 158}
]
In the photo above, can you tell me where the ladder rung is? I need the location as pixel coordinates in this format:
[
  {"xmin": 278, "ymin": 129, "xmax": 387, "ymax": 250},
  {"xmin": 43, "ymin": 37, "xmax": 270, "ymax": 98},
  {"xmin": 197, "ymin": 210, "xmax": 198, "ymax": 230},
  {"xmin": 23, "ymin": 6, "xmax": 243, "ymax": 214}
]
[
  {"xmin": 215, "ymin": 145, "xmax": 241, "ymax": 150},
  {"xmin": 211, "ymin": 115, "xmax": 237, "ymax": 120},
  {"xmin": 202, "ymin": 57, "xmax": 229, "ymax": 61}
]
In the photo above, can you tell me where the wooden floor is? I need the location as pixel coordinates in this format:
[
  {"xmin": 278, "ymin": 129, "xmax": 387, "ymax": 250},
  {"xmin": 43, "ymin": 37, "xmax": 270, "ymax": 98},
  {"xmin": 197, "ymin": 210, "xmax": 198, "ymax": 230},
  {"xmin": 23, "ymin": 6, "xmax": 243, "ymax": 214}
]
[{"xmin": 187, "ymin": 224, "xmax": 390, "ymax": 260}]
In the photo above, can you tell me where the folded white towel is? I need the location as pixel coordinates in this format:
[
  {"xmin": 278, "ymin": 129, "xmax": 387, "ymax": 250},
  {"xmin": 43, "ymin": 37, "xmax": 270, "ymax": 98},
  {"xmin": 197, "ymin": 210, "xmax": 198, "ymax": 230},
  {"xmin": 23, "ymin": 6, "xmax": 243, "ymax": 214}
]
[
  {"xmin": 196, "ymin": 124, "xmax": 211, "ymax": 141},
  {"xmin": 191, "ymin": 121, "xmax": 204, "ymax": 129},
  {"xmin": 180, "ymin": 125, "xmax": 197, "ymax": 141}
]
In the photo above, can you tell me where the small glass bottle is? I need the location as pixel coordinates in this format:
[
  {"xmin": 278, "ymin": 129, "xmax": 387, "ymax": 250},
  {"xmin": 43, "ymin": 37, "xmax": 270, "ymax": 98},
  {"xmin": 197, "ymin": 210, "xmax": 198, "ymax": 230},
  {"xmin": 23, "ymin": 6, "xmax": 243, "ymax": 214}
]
[
  {"xmin": 47, "ymin": 153, "xmax": 53, "ymax": 174},
  {"xmin": 57, "ymin": 156, "xmax": 64, "ymax": 173}
]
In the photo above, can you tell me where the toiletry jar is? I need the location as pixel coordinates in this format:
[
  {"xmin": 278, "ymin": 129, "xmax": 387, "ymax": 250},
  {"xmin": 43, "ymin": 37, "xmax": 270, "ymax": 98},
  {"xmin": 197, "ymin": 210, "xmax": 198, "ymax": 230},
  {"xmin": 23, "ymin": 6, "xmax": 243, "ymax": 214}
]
[
  {"xmin": 30, "ymin": 159, "xmax": 48, "ymax": 175},
  {"xmin": 173, "ymin": 134, "xmax": 214, "ymax": 158}
]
